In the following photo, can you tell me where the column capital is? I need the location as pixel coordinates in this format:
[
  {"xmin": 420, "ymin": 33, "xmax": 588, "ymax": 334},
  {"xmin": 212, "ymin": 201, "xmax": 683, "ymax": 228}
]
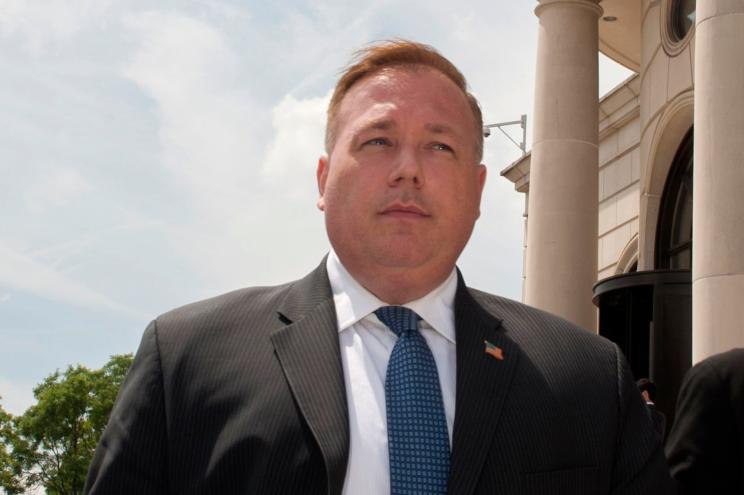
[{"xmin": 535, "ymin": 0, "xmax": 603, "ymax": 18}]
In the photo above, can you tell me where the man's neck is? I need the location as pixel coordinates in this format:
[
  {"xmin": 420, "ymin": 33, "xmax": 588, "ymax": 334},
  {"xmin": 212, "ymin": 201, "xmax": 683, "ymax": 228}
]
[
  {"xmin": 334, "ymin": 258, "xmax": 455, "ymax": 305},
  {"xmin": 360, "ymin": 273, "xmax": 450, "ymax": 304}
]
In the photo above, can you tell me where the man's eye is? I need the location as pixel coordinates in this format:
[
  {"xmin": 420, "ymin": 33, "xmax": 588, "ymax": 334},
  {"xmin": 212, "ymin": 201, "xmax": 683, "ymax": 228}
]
[
  {"xmin": 365, "ymin": 138, "xmax": 390, "ymax": 146},
  {"xmin": 432, "ymin": 143, "xmax": 454, "ymax": 152}
]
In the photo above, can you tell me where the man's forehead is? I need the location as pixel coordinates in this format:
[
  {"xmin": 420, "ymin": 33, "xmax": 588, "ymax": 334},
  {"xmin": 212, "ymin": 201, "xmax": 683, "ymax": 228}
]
[
  {"xmin": 343, "ymin": 66, "xmax": 450, "ymax": 101},
  {"xmin": 336, "ymin": 67, "xmax": 470, "ymax": 131},
  {"xmin": 348, "ymin": 113, "xmax": 461, "ymax": 136}
]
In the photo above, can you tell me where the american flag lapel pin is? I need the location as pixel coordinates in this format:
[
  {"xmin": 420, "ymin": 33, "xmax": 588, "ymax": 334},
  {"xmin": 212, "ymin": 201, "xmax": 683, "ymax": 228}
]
[{"xmin": 484, "ymin": 340, "xmax": 504, "ymax": 360}]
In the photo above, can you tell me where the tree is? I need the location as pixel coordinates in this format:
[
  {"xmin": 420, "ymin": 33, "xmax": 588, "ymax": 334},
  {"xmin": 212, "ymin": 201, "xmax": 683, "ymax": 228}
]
[
  {"xmin": 0, "ymin": 402, "xmax": 23, "ymax": 494},
  {"xmin": 2, "ymin": 354, "xmax": 133, "ymax": 495}
]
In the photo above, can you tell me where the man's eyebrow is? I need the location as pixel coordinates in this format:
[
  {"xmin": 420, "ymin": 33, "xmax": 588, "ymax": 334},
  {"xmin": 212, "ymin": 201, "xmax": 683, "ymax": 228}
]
[
  {"xmin": 349, "ymin": 119, "xmax": 396, "ymax": 148},
  {"xmin": 356, "ymin": 119, "xmax": 396, "ymax": 133},
  {"xmin": 424, "ymin": 123, "xmax": 458, "ymax": 135}
]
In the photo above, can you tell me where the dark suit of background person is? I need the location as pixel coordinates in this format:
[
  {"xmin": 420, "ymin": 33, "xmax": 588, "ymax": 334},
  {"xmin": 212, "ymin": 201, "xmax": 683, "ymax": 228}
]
[
  {"xmin": 637, "ymin": 378, "xmax": 667, "ymax": 440},
  {"xmin": 665, "ymin": 348, "xmax": 744, "ymax": 494},
  {"xmin": 85, "ymin": 40, "xmax": 673, "ymax": 494}
]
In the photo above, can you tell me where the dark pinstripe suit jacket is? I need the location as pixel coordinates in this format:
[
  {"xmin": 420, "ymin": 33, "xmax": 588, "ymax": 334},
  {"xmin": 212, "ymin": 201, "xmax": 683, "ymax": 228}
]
[
  {"xmin": 85, "ymin": 261, "xmax": 673, "ymax": 494},
  {"xmin": 665, "ymin": 348, "xmax": 744, "ymax": 494}
]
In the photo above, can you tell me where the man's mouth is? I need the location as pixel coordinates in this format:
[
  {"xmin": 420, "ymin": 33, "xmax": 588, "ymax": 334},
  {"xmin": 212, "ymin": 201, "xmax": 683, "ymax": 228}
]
[{"xmin": 379, "ymin": 203, "xmax": 430, "ymax": 219}]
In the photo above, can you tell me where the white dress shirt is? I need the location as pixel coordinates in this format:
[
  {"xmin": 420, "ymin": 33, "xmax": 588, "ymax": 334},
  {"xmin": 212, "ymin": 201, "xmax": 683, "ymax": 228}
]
[{"xmin": 326, "ymin": 251, "xmax": 457, "ymax": 495}]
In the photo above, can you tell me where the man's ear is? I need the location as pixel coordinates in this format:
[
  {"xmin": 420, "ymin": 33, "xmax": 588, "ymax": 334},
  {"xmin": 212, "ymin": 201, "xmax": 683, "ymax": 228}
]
[
  {"xmin": 316, "ymin": 154, "xmax": 329, "ymax": 211},
  {"xmin": 475, "ymin": 163, "xmax": 487, "ymax": 219}
]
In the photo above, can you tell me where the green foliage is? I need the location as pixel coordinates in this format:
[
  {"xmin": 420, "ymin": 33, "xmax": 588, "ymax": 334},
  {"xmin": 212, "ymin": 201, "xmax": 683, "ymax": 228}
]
[
  {"xmin": 0, "ymin": 354, "xmax": 133, "ymax": 495},
  {"xmin": 0, "ymin": 402, "xmax": 23, "ymax": 494}
]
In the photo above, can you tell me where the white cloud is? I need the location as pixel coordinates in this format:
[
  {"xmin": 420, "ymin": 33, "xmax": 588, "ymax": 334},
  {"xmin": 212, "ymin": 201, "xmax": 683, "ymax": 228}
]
[
  {"xmin": 23, "ymin": 167, "xmax": 93, "ymax": 212},
  {"xmin": 0, "ymin": 0, "xmax": 114, "ymax": 54},
  {"xmin": 0, "ymin": 241, "xmax": 143, "ymax": 318},
  {"xmin": 123, "ymin": 11, "xmax": 238, "ymax": 103},
  {"xmin": 122, "ymin": 11, "xmax": 261, "ymax": 212},
  {"xmin": 262, "ymin": 91, "xmax": 330, "ymax": 189},
  {"xmin": 118, "ymin": 10, "xmax": 334, "ymax": 292}
]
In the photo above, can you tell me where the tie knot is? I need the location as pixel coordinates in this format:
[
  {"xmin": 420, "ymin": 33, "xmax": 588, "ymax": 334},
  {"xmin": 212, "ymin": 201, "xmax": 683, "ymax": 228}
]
[{"xmin": 374, "ymin": 306, "xmax": 420, "ymax": 337}]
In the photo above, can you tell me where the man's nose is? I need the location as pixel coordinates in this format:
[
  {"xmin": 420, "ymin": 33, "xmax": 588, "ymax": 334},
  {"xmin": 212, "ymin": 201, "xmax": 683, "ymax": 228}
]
[{"xmin": 387, "ymin": 146, "xmax": 425, "ymax": 188}]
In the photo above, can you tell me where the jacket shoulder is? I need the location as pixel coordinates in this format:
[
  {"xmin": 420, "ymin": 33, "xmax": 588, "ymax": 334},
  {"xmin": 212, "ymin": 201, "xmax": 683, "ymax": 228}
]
[
  {"xmin": 159, "ymin": 283, "xmax": 292, "ymax": 325},
  {"xmin": 150, "ymin": 281, "xmax": 297, "ymax": 350},
  {"xmin": 467, "ymin": 287, "xmax": 616, "ymax": 352}
]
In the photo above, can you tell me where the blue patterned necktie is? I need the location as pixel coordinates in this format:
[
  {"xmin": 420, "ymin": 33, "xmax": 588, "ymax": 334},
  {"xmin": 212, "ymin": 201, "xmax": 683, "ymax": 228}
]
[{"xmin": 375, "ymin": 306, "xmax": 450, "ymax": 495}]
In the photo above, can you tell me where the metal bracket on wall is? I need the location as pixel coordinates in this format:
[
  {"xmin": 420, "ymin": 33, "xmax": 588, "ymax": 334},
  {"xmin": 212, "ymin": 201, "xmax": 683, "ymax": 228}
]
[{"xmin": 483, "ymin": 114, "xmax": 527, "ymax": 156}]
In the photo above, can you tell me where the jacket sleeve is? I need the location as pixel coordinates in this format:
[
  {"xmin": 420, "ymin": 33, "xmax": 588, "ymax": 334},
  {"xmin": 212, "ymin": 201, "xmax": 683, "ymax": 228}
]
[
  {"xmin": 664, "ymin": 359, "xmax": 734, "ymax": 494},
  {"xmin": 610, "ymin": 345, "xmax": 675, "ymax": 495},
  {"xmin": 85, "ymin": 321, "xmax": 169, "ymax": 494}
]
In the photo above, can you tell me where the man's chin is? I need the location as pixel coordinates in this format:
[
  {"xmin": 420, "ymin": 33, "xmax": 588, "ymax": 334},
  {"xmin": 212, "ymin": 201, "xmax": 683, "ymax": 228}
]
[{"xmin": 369, "ymin": 249, "xmax": 435, "ymax": 271}]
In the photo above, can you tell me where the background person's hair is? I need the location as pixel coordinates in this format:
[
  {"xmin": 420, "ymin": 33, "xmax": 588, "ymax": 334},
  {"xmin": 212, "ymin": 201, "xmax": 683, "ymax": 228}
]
[{"xmin": 325, "ymin": 39, "xmax": 484, "ymax": 162}]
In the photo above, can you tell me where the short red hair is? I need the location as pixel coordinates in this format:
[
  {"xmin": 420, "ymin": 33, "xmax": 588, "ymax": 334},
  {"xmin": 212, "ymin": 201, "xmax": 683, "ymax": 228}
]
[{"xmin": 325, "ymin": 39, "xmax": 484, "ymax": 161}]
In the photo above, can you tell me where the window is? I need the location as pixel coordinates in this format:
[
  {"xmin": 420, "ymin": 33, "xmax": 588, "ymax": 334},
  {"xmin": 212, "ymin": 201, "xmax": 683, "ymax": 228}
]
[
  {"xmin": 656, "ymin": 129, "xmax": 693, "ymax": 269},
  {"xmin": 672, "ymin": 0, "xmax": 696, "ymax": 40}
]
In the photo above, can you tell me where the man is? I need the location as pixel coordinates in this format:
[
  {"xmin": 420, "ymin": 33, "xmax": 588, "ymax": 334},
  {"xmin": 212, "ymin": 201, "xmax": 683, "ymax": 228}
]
[
  {"xmin": 665, "ymin": 348, "xmax": 744, "ymax": 494},
  {"xmin": 85, "ymin": 40, "xmax": 672, "ymax": 494},
  {"xmin": 637, "ymin": 378, "xmax": 667, "ymax": 439}
]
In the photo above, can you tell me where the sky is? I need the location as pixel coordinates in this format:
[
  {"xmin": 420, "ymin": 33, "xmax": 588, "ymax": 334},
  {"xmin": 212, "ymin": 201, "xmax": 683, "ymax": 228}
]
[{"xmin": 0, "ymin": 0, "xmax": 632, "ymax": 416}]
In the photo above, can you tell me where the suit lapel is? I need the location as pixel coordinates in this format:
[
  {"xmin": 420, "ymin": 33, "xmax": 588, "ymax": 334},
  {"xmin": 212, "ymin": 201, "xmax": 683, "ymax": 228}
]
[
  {"xmin": 270, "ymin": 262, "xmax": 349, "ymax": 495},
  {"xmin": 448, "ymin": 274, "xmax": 521, "ymax": 495},
  {"xmin": 268, "ymin": 263, "xmax": 521, "ymax": 495}
]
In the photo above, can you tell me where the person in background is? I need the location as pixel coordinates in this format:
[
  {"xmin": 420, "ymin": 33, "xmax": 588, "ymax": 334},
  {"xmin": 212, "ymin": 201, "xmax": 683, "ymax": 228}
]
[
  {"xmin": 666, "ymin": 348, "xmax": 744, "ymax": 495},
  {"xmin": 637, "ymin": 378, "xmax": 667, "ymax": 439}
]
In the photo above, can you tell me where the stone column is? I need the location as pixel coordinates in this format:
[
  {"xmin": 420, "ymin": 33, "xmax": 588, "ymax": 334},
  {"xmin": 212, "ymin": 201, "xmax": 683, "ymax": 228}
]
[
  {"xmin": 692, "ymin": 1, "xmax": 744, "ymax": 362},
  {"xmin": 525, "ymin": 0, "xmax": 602, "ymax": 330}
]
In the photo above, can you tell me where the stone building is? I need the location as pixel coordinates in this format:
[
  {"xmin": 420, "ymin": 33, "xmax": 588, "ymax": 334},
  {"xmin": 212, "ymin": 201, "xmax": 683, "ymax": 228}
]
[{"xmin": 502, "ymin": 0, "xmax": 744, "ymax": 418}]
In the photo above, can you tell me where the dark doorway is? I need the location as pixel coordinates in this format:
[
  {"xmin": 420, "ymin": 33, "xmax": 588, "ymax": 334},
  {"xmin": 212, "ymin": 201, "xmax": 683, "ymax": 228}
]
[{"xmin": 593, "ymin": 270, "xmax": 691, "ymax": 427}]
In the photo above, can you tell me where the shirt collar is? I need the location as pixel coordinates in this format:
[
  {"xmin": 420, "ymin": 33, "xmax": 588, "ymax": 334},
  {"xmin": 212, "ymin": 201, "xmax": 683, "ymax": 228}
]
[{"xmin": 326, "ymin": 250, "xmax": 457, "ymax": 344}]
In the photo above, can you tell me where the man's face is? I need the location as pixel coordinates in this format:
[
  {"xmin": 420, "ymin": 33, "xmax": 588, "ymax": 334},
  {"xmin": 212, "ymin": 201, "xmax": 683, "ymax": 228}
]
[{"xmin": 317, "ymin": 66, "xmax": 486, "ymax": 294}]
